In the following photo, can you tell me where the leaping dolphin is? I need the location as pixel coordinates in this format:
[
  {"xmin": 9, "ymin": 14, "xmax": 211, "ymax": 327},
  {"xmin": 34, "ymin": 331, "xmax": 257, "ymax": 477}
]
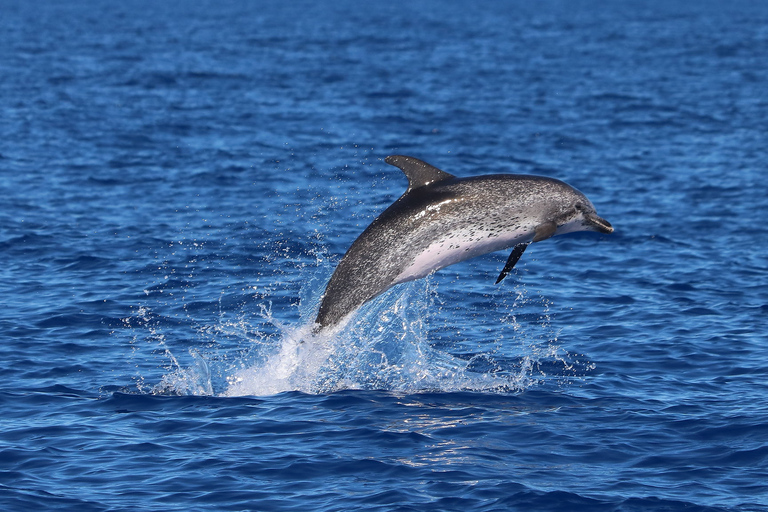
[{"xmin": 315, "ymin": 155, "xmax": 613, "ymax": 329}]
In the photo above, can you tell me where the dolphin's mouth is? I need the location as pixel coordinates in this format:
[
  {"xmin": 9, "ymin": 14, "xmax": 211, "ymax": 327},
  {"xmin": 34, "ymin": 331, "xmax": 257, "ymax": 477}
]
[{"xmin": 586, "ymin": 214, "xmax": 614, "ymax": 234}]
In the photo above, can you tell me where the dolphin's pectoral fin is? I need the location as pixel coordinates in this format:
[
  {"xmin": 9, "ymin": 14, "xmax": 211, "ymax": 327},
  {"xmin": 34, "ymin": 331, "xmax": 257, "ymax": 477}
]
[
  {"xmin": 385, "ymin": 155, "xmax": 455, "ymax": 193},
  {"xmin": 495, "ymin": 242, "xmax": 530, "ymax": 284},
  {"xmin": 533, "ymin": 221, "xmax": 557, "ymax": 242}
]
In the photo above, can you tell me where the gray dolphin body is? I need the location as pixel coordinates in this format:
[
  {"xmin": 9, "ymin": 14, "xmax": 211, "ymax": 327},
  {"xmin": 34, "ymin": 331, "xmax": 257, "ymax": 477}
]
[{"xmin": 315, "ymin": 155, "xmax": 613, "ymax": 329}]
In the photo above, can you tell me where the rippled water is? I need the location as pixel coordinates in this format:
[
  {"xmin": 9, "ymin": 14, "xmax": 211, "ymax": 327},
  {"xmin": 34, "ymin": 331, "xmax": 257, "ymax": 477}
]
[{"xmin": 2, "ymin": 1, "xmax": 767, "ymax": 510}]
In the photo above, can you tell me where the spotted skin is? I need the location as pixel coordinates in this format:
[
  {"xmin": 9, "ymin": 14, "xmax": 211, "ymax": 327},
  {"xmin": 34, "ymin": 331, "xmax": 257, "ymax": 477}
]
[{"xmin": 315, "ymin": 156, "xmax": 612, "ymax": 329}]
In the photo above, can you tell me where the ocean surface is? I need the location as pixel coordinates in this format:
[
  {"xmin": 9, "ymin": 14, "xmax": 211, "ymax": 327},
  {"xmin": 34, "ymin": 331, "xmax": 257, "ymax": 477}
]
[{"xmin": 2, "ymin": 0, "xmax": 767, "ymax": 510}]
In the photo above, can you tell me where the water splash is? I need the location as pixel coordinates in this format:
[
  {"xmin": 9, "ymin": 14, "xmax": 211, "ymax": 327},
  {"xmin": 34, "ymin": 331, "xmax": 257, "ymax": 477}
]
[
  {"xmin": 121, "ymin": 239, "xmax": 587, "ymax": 396},
  {"xmin": 155, "ymin": 349, "xmax": 213, "ymax": 396},
  {"xmin": 222, "ymin": 284, "xmax": 524, "ymax": 396},
  {"xmin": 123, "ymin": 273, "xmax": 586, "ymax": 397},
  {"xmin": 224, "ymin": 316, "xmax": 334, "ymax": 396}
]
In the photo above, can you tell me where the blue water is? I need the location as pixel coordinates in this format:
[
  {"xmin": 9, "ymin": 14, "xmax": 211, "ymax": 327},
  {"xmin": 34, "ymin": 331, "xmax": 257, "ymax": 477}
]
[{"xmin": 2, "ymin": 0, "xmax": 768, "ymax": 510}]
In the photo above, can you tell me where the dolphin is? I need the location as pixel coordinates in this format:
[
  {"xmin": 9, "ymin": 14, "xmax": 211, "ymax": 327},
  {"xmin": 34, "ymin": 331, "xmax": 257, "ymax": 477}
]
[{"xmin": 315, "ymin": 155, "xmax": 613, "ymax": 329}]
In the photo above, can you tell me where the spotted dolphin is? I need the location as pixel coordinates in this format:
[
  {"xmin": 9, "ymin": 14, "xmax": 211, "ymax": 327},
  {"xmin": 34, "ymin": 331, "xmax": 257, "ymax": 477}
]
[{"xmin": 315, "ymin": 155, "xmax": 613, "ymax": 329}]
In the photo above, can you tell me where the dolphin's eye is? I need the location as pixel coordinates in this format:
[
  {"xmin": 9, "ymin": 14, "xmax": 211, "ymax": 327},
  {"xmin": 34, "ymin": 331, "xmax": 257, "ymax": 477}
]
[{"xmin": 574, "ymin": 203, "xmax": 584, "ymax": 211}]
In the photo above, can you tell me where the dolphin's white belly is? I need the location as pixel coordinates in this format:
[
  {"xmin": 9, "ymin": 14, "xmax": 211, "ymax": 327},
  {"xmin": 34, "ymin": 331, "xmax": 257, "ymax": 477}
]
[{"xmin": 393, "ymin": 227, "xmax": 532, "ymax": 285}]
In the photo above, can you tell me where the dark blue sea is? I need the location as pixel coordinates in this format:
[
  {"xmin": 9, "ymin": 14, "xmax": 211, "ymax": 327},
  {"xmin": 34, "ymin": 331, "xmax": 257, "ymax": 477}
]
[{"xmin": 2, "ymin": 0, "xmax": 767, "ymax": 510}]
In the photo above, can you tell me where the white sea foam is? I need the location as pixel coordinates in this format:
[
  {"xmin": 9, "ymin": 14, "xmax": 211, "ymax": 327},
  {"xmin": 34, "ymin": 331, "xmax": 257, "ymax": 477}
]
[{"xmin": 223, "ymin": 321, "xmax": 336, "ymax": 396}]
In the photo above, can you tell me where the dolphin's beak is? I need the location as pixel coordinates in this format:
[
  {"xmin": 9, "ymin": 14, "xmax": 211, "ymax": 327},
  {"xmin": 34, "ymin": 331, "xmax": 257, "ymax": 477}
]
[{"xmin": 586, "ymin": 214, "xmax": 614, "ymax": 234}]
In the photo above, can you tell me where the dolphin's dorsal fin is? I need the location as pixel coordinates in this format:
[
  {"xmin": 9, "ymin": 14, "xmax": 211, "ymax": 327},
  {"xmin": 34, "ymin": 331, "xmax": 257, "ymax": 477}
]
[{"xmin": 385, "ymin": 155, "xmax": 455, "ymax": 193}]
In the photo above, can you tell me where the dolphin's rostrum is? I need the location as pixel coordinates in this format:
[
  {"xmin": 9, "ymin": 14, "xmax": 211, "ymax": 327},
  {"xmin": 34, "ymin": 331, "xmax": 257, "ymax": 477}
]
[{"xmin": 315, "ymin": 155, "xmax": 613, "ymax": 329}]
